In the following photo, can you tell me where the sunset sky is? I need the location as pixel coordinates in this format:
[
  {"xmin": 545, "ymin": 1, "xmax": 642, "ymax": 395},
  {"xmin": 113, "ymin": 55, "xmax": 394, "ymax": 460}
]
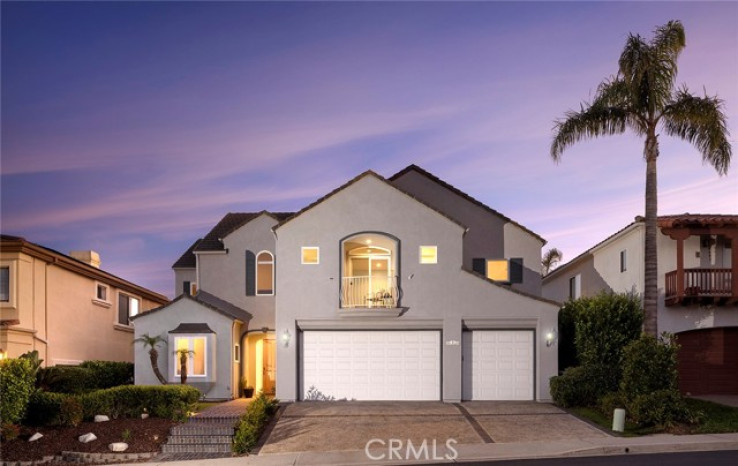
[{"xmin": 2, "ymin": 1, "xmax": 736, "ymax": 297}]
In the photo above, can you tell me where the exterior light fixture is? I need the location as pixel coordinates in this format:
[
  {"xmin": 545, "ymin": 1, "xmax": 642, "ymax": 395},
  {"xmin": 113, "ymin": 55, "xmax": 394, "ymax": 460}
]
[
  {"xmin": 282, "ymin": 329, "xmax": 291, "ymax": 348},
  {"xmin": 0, "ymin": 348, "xmax": 6, "ymax": 360},
  {"xmin": 545, "ymin": 330, "xmax": 557, "ymax": 347}
]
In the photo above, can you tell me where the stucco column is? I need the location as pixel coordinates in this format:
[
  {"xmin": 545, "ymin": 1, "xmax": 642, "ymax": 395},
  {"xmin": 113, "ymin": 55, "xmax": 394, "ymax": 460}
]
[{"xmin": 442, "ymin": 317, "xmax": 462, "ymax": 402}]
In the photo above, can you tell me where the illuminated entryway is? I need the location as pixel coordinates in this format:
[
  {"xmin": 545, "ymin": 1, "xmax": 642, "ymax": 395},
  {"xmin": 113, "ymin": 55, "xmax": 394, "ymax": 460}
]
[{"xmin": 245, "ymin": 333, "xmax": 276, "ymax": 395}]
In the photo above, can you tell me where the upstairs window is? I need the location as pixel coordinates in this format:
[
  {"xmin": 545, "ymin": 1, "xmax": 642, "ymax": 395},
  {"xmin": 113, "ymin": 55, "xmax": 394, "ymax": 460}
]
[
  {"xmin": 256, "ymin": 251, "xmax": 274, "ymax": 295},
  {"xmin": 419, "ymin": 246, "xmax": 438, "ymax": 264},
  {"xmin": 302, "ymin": 247, "xmax": 319, "ymax": 265},
  {"xmin": 569, "ymin": 274, "xmax": 581, "ymax": 300},
  {"xmin": 1, "ymin": 267, "xmax": 10, "ymax": 302},
  {"xmin": 117, "ymin": 293, "xmax": 140, "ymax": 326},
  {"xmin": 96, "ymin": 284, "xmax": 108, "ymax": 302},
  {"xmin": 474, "ymin": 258, "xmax": 524, "ymax": 284},
  {"xmin": 620, "ymin": 250, "xmax": 627, "ymax": 273},
  {"xmin": 486, "ymin": 259, "xmax": 510, "ymax": 282}
]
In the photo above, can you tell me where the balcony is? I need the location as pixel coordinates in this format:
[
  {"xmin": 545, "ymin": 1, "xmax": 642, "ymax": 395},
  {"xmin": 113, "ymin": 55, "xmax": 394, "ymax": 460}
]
[
  {"xmin": 665, "ymin": 268, "xmax": 735, "ymax": 306},
  {"xmin": 340, "ymin": 275, "xmax": 399, "ymax": 309}
]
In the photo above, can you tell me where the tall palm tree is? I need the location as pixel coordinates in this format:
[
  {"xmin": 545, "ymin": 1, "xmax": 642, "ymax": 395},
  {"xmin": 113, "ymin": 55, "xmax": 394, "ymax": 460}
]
[
  {"xmin": 542, "ymin": 248, "xmax": 563, "ymax": 275},
  {"xmin": 551, "ymin": 20, "xmax": 732, "ymax": 336},
  {"xmin": 133, "ymin": 333, "xmax": 168, "ymax": 385}
]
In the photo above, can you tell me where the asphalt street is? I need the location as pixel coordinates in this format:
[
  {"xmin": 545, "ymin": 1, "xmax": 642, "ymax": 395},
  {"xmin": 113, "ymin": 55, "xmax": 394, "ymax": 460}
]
[{"xmin": 459, "ymin": 450, "xmax": 738, "ymax": 466}]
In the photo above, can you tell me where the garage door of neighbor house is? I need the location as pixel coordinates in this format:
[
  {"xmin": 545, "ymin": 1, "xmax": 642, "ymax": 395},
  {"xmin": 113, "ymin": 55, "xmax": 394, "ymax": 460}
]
[
  {"xmin": 462, "ymin": 330, "xmax": 534, "ymax": 400},
  {"xmin": 301, "ymin": 330, "xmax": 441, "ymax": 400},
  {"xmin": 677, "ymin": 327, "xmax": 738, "ymax": 395}
]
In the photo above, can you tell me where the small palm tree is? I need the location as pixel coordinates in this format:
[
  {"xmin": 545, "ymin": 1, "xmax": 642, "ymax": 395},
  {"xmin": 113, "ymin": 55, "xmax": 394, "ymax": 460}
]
[
  {"xmin": 175, "ymin": 349, "xmax": 194, "ymax": 385},
  {"xmin": 133, "ymin": 333, "xmax": 168, "ymax": 385},
  {"xmin": 542, "ymin": 248, "xmax": 563, "ymax": 275},
  {"xmin": 551, "ymin": 20, "xmax": 732, "ymax": 336}
]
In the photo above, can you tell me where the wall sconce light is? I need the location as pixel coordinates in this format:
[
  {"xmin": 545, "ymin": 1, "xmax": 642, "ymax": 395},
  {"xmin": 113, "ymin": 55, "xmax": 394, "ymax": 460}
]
[
  {"xmin": 0, "ymin": 348, "xmax": 7, "ymax": 360},
  {"xmin": 545, "ymin": 330, "xmax": 557, "ymax": 347},
  {"xmin": 281, "ymin": 329, "xmax": 291, "ymax": 348}
]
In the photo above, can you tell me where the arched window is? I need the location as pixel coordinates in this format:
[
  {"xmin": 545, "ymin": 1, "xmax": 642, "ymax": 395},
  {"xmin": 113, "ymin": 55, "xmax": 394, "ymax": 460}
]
[
  {"xmin": 340, "ymin": 232, "xmax": 398, "ymax": 308},
  {"xmin": 256, "ymin": 251, "xmax": 274, "ymax": 296}
]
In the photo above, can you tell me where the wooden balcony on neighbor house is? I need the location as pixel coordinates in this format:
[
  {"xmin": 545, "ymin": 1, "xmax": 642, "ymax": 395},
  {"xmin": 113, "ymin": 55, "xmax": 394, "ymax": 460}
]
[{"xmin": 665, "ymin": 268, "xmax": 736, "ymax": 306}]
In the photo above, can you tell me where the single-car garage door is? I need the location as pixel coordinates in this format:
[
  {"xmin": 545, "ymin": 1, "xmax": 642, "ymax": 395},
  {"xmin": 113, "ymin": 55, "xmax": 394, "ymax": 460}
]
[
  {"xmin": 301, "ymin": 330, "xmax": 440, "ymax": 400},
  {"xmin": 462, "ymin": 330, "xmax": 534, "ymax": 400}
]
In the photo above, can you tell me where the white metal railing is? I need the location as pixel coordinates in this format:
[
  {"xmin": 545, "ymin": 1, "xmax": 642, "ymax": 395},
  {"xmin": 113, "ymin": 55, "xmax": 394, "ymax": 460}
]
[{"xmin": 340, "ymin": 275, "xmax": 399, "ymax": 308}]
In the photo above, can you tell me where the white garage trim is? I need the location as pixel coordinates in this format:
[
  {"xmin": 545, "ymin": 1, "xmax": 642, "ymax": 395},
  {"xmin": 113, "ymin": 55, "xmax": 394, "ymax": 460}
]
[
  {"xmin": 300, "ymin": 330, "xmax": 441, "ymax": 401},
  {"xmin": 462, "ymin": 330, "xmax": 535, "ymax": 401}
]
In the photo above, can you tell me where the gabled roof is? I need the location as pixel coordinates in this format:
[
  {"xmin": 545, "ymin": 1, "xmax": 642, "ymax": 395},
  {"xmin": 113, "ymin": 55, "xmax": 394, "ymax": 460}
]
[
  {"xmin": 169, "ymin": 323, "xmax": 214, "ymax": 334},
  {"xmin": 274, "ymin": 170, "xmax": 466, "ymax": 231},
  {"xmin": 389, "ymin": 164, "xmax": 546, "ymax": 244},
  {"xmin": 132, "ymin": 290, "xmax": 252, "ymax": 323},
  {"xmin": 172, "ymin": 238, "xmax": 201, "ymax": 269},
  {"xmin": 0, "ymin": 235, "xmax": 168, "ymax": 304}
]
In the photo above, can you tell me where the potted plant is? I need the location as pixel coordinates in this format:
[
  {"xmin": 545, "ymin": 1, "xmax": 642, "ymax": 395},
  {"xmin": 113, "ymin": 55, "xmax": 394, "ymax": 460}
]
[{"xmin": 240, "ymin": 377, "xmax": 254, "ymax": 398}]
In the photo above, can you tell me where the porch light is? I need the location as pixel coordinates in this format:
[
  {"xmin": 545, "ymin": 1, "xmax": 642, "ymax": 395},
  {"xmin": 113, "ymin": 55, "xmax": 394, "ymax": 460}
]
[
  {"xmin": 545, "ymin": 330, "xmax": 557, "ymax": 347},
  {"xmin": 281, "ymin": 329, "xmax": 291, "ymax": 348}
]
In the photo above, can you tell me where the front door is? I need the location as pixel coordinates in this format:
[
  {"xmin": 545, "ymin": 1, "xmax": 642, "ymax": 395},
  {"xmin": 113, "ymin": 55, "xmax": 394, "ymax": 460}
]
[{"xmin": 263, "ymin": 338, "xmax": 276, "ymax": 394}]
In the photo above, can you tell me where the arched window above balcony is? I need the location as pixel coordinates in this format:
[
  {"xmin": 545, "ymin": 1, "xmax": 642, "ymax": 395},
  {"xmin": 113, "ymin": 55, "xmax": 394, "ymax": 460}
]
[{"xmin": 340, "ymin": 233, "xmax": 399, "ymax": 309}]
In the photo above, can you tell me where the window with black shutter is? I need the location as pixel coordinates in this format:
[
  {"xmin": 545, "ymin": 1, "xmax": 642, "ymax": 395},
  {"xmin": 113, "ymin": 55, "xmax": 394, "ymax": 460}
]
[{"xmin": 245, "ymin": 250, "xmax": 256, "ymax": 296}]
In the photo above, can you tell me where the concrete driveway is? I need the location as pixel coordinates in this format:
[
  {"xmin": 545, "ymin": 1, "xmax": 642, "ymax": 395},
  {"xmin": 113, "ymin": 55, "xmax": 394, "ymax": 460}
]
[{"xmin": 260, "ymin": 401, "xmax": 608, "ymax": 454}]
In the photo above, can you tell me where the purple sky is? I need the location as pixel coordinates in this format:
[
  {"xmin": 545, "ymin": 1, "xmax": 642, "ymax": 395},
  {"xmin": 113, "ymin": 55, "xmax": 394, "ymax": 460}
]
[{"xmin": 2, "ymin": 1, "xmax": 736, "ymax": 298}]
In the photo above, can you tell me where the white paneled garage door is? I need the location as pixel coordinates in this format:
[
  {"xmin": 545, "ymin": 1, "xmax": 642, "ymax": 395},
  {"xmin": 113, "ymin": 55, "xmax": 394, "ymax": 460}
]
[
  {"xmin": 301, "ymin": 330, "xmax": 440, "ymax": 400},
  {"xmin": 462, "ymin": 330, "xmax": 534, "ymax": 400}
]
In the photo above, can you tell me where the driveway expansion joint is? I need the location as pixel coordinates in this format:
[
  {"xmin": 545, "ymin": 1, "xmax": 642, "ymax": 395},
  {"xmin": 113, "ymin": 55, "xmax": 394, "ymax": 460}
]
[{"xmin": 454, "ymin": 403, "xmax": 494, "ymax": 444}]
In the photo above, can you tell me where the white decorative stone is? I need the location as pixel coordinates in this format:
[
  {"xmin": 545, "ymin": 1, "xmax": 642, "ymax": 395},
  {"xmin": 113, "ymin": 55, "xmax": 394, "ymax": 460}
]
[
  {"xmin": 140, "ymin": 413, "xmax": 149, "ymax": 419},
  {"xmin": 109, "ymin": 442, "xmax": 128, "ymax": 452},
  {"xmin": 29, "ymin": 432, "xmax": 43, "ymax": 442},
  {"xmin": 78, "ymin": 433, "xmax": 97, "ymax": 443},
  {"xmin": 94, "ymin": 415, "xmax": 110, "ymax": 422}
]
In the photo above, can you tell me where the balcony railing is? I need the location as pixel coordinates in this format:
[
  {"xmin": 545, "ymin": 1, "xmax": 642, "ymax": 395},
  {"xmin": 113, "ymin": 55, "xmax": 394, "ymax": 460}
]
[
  {"xmin": 340, "ymin": 275, "xmax": 399, "ymax": 308},
  {"xmin": 665, "ymin": 268, "xmax": 734, "ymax": 305}
]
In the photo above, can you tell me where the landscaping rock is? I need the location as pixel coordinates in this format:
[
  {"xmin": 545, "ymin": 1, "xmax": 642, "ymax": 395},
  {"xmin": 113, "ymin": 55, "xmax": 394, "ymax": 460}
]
[
  {"xmin": 78, "ymin": 433, "xmax": 97, "ymax": 443},
  {"xmin": 28, "ymin": 432, "xmax": 43, "ymax": 442},
  {"xmin": 94, "ymin": 415, "xmax": 110, "ymax": 422},
  {"xmin": 141, "ymin": 413, "xmax": 149, "ymax": 419},
  {"xmin": 109, "ymin": 442, "xmax": 128, "ymax": 452}
]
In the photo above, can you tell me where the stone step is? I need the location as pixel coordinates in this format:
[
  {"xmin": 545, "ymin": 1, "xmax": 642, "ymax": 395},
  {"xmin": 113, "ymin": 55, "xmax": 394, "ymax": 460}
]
[
  {"xmin": 166, "ymin": 435, "xmax": 232, "ymax": 445},
  {"xmin": 188, "ymin": 416, "xmax": 241, "ymax": 424},
  {"xmin": 162, "ymin": 443, "xmax": 232, "ymax": 454},
  {"xmin": 170, "ymin": 424, "xmax": 235, "ymax": 436}
]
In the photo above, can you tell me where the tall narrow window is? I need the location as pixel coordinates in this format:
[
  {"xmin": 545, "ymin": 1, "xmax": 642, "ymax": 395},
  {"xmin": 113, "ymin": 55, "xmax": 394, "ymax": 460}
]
[
  {"xmin": 0, "ymin": 267, "xmax": 10, "ymax": 302},
  {"xmin": 569, "ymin": 274, "xmax": 581, "ymax": 300},
  {"xmin": 620, "ymin": 250, "xmax": 627, "ymax": 273},
  {"xmin": 118, "ymin": 293, "xmax": 140, "ymax": 326},
  {"xmin": 183, "ymin": 281, "xmax": 191, "ymax": 296},
  {"xmin": 256, "ymin": 251, "xmax": 274, "ymax": 295},
  {"xmin": 96, "ymin": 284, "xmax": 108, "ymax": 302}
]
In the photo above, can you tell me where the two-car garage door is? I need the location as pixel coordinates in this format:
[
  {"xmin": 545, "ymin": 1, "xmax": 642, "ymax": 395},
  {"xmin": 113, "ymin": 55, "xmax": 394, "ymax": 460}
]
[{"xmin": 300, "ymin": 329, "xmax": 534, "ymax": 401}]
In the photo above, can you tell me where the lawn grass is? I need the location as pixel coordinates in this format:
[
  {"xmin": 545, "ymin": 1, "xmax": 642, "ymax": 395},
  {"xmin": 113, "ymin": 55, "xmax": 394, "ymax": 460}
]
[{"xmin": 685, "ymin": 398, "xmax": 738, "ymax": 434}]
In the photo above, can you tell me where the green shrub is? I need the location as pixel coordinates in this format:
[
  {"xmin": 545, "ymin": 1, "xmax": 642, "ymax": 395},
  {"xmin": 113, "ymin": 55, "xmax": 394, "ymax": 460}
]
[
  {"xmin": 598, "ymin": 391, "xmax": 625, "ymax": 415},
  {"xmin": 558, "ymin": 299, "xmax": 586, "ymax": 371},
  {"xmin": 550, "ymin": 366, "xmax": 605, "ymax": 408},
  {"xmin": 1, "ymin": 422, "xmax": 20, "ymax": 441},
  {"xmin": 79, "ymin": 361, "xmax": 134, "ymax": 389},
  {"xmin": 82, "ymin": 385, "xmax": 201, "ymax": 422},
  {"xmin": 25, "ymin": 391, "xmax": 67, "ymax": 426},
  {"xmin": 60, "ymin": 396, "xmax": 84, "ymax": 427},
  {"xmin": 575, "ymin": 291, "xmax": 643, "ymax": 392},
  {"xmin": 0, "ymin": 357, "xmax": 36, "ymax": 425},
  {"xmin": 621, "ymin": 333, "xmax": 679, "ymax": 397},
  {"xmin": 628, "ymin": 389, "xmax": 694, "ymax": 428},
  {"xmin": 38, "ymin": 366, "xmax": 96, "ymax": 394},
  {"xmin": 233, "ymin": 394, "xmax": 279, "ymax": 454}
]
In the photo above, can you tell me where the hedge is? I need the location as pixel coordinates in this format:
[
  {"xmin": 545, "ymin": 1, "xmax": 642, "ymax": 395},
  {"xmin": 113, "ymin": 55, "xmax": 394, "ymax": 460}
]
[
  {"xmin": 0, "ymin": 358, "xmax": 36, "ymax": 425},
  {"xmin": 25, "ymin": 385, "xmax": 201, "ymax": 426},
  {"xmin": 79, "ymin": 361, "xmax": 134, "ymax": 389},
  {"xmin": 233, "ymin": 394, "xmax": 279, "ymax": 454},
  {"xmin": 37, "ymin": 361, "xmax": 134, "ymax": 394}
]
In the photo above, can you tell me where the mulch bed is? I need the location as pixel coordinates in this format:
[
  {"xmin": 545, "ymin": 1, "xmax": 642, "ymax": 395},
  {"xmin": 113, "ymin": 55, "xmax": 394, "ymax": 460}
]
[{"xmin": 1, "ymin": 418, "xmax": 176, "ymax": 462}]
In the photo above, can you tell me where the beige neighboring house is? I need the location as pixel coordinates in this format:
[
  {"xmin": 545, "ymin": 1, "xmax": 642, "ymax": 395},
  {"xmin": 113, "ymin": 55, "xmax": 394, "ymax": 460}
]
[
  {"xmin": 0, "ymin": 235, "xmax": 169, "ymax": 365},
  {"xmin": 542, "ymin": 214, "xmax": 738, "ymax": 395}
]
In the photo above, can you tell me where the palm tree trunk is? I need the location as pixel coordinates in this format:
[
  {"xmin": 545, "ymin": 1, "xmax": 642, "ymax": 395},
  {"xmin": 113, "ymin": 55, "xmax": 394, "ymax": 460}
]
[
  {"xmin": 149, "ymin": 349, "xmax": 168, "ymax": 385},
  {"xmin": 180, "ymin": 353, "xmax": 188, "ymax": 385},
  {"xmin": 643, "ymin": 130, "xmax": 659, "ymax": 336}
]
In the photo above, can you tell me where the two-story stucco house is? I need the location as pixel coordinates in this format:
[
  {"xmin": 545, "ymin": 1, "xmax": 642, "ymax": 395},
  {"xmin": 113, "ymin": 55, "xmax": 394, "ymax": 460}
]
[
  {"xmin": 542, "ymin": 215, "xmax": 738, "ymax": 396},
  {"xmin": 134, "ymin": 165, "xmax": 559, "ymax": 402},
  {"xmin": 0, "ymin": 235, "xmax": 169, "ymax": 365}
]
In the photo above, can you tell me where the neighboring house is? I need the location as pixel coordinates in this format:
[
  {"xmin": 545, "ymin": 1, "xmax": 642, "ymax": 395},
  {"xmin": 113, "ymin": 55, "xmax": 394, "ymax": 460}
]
[
  {"xmin": 542, "ymin": 215, "xmax": 738, "ymax": 395},
  {"xmin": 0, "ymin": 235, "xmax": 168, "ymax": 365},
  {"xmin": 137, "ymin": 165, "xmax": 559, "ymax": 402}
]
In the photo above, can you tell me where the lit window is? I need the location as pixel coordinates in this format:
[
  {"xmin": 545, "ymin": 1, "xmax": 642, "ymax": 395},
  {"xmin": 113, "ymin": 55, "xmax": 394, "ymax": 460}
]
[
  {"xmin": 419, "ymin": 246, "xmax": 437, "ymax": 264},
  {"xmin": 487, "ymin": 259, "xmax": 510, "ymax": 282},
  {"xmin": 256, "ymin": 251, "xmax": 274, "ymax": 295},
  {"xmin": 117, "ymin": 293, "xmax": 140, "ymax": 326},
  {"xmin": 620, "ymin": 250, "xmax": 627, "ymax": 273},
  {"xmin": 190, "ymin": 282, "xmax": 198, "ymax": 295},
  {"xmin": 175, "ymin": 337, "xmax": 206, "ymax": 377},
  {"xmin": 96, "ymin": 284, "xmax": 108, "ymax": 302},
  {"xmin": 569, "ymin": 275, "xmax": 581, "ymax": 300},
  {"xmin": 302, "ymin": 247, "xmax": 319, "ymax": 264},
  {"xmin": 234, "ymin": 344, "xmax": 240, "ymax": 363},
  {"xmin": 0, "ymin": 267, "xmax": 9, "ymax": 302}
]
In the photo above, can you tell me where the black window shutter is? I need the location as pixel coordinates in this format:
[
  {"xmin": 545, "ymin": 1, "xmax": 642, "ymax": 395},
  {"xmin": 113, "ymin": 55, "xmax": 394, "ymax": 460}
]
[
  {"xmin": 472, "ymin": 258, "xmax": 486, "ymax": 275},
  {"xmin": 510, "ymin": 258, "xmax": 524, "ymax": 284},
  {"xmin": 245, "ymin": 250, "xmax": 255, "ymax": 296},
  {"xmin": 183, "ymin": 281, "xmax": 191, "ymax": 296}
]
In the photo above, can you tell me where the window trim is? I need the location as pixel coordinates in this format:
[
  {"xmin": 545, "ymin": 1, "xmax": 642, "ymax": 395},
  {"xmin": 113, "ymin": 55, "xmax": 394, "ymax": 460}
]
[
  {"xmin": 116, "ymin": 291, "xmax": 141, "ymax": 327},
  {"xmin": 620, "ymin": 250, "xmax": 627, "ymax": 273},
  {"xmin": 255, "ymin": 250, "xmax": 275, "ymax": 296},
  {"xmin": 234, "ymin": 344, "xmax": 240, "ymax": 363},
  {"xmin": 92, "ymin": 282, "xmax": 112, "ymax": 308},
  {"xmin": 0, "ymin": 265, "xmax": 10, "ymax": 304},
  {"xmin": 569, "ymin": 274, "xmax": 582, "ymax": 300},
  {"xmin": 419, "ymin": 246, "xmax": 438, "ymax": 264},
  {"xmin": 301, "ymin": 246, "xmax": 320, "ymax": 265},
  {"xmin": 173, "ymin": 336, "xmax": 208, "ymax": 378}
]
